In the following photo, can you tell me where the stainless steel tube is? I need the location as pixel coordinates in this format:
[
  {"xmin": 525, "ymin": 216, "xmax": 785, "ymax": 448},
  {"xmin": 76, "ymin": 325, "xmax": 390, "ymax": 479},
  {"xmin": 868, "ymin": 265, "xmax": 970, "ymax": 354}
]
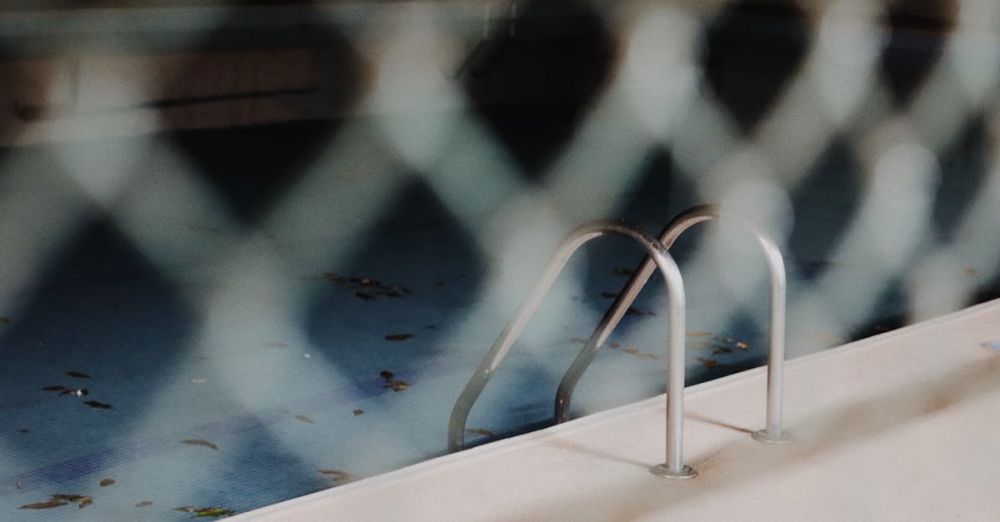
[
  {"xmin": 555, "ymin": 205, "xmax": 791, "ymax": 444},
  {"xmin": 447, "ymin": 219, "xmax": 694, "ymax": 477}
]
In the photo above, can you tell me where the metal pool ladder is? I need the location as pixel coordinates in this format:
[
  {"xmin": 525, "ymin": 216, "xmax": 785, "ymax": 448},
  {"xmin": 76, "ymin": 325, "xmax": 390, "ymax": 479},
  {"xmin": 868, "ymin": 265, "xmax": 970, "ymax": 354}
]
[
  {"xmin": 448, "ymin": 206, "xmax": 791, "ymax": 479},
  {"xmin": 557, "ymin": 205, "xmax": 792, "ymax": 445}
]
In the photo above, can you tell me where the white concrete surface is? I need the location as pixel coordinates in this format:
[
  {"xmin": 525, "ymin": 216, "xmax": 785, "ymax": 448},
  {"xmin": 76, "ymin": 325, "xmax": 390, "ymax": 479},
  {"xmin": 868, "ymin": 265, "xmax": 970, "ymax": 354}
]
[{"xmin": 237, "ymin": 299, "xmax": 1000, "ymax": 521}]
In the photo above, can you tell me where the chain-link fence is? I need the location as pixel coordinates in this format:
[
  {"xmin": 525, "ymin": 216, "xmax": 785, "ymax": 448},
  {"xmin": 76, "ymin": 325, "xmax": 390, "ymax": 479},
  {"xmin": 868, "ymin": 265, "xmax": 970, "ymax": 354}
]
[{"xmin": 0, "ymin": 0, "xmax": 997, "ymax": 517}]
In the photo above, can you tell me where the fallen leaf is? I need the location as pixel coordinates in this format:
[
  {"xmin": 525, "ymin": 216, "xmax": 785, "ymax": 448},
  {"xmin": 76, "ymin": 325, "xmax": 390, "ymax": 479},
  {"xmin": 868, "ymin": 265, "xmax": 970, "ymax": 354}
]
[
  {"xmin": 613, "ymin": 267, "xmax": 634, "ymax": 276},
  {"xmin": 352, "ymin": 409, "xmax": 364, "ymax": 416},
  {"xmin": 354, "ymin": 291, "xmax": 376, "ymax": 301},
  {"xmin": 41, "ymin": 385, "xmax": 66, "ymax": 391},
  {"xmin": 83, "ymin": 401, "xmax": 112, "ymax": 409},
  {"xmin": 698, "ymin": 357, "xmax": 720, "ymax": 369},
  {"xmin": 99, "ymin": 478, "xmax": 115, "ymax": 487},
  {"xmin": 20, "ymin": 499, "xmax": 68, "ymax": 509},
  {"xmin": 194, "ymin": 507, "xmax": 236, "ymax": 518},
  {"xmin": 59, "ymin": 388, "xmax": 88, "ymax": 397},
  {"xmin": 79, "ymin": 498, "xmax": 93, "ymax": 509},
  {"xmin": 378, "ymin": 370, "xmax": 394, "ymax": 379},
  {"xmin": 385, "ymin": 380, "xmax": 409, "ymax": 392},
  {"xmin": 465, "ymin": 428, "xmax": 494, "ymax": 437},
  {"xmin": 735, "ymin": 341, "xmax": 750, "ymax": 350},
  {"xmin": 384, "ymin": 334, "xmax": 412, "ymax": 341},
  {"xmin": 136, "ymin": 501, "xmax": 153, "ymax": 508},
  {"xmin": 294, "ymin": 415, "xmax": 314, "ymax": 424},
  {"xmin": 175, "ymin": 506, "xmax": 197, "ymax": 512},
  {"xmin": 600, "ymin": 292, "xmax": 617, "ymax": 299},
  {"xmin": 52, "ymin": 494, "xmax": 88, "ymax": 502},
  {"xmin": 711, "ymin": 347, "xmax": 733, "ymax": 355},
  {"xmin": 686, "ymin": 331, "xmax": 712, "ymax": 338},
  {"xmin": 318, "ymin": 469, "xmax": 353, "ymax": 482},
  {"xmin": 181, "ymin": 439, "xmax": 219, "ymax": 450},
  {"xmin": 66, "ymin": 371, "xmax": 92, "ymax": 379}
]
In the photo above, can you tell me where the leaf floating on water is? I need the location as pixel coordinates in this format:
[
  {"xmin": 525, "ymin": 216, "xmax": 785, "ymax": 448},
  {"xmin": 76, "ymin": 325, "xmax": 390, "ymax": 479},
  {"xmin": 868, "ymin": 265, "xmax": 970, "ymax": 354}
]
[
  {"xmin": 0, "ymin": 316, "xmax": 10, "ymax": 325},
  {"xmin": 84, "ymin": 400, "xmax": 112, "ymax": 409},
  {"xmin": 59, "ymin": 388, "xmax": 88, "ymax": 397},
  {"xmin": 42, "ymin": 385, "xmax": 66, "ymax": 391},
  {"xmin": 78, "ymin": 498, "xmax": 93, "ymax": 509},
  {"xmin": 99, "ymin": 478, "xmax": 115, "ymax": 487},
  {"xmin": 384, "ymin": 334, "xmax": 412, "ymax": 342},
  {"xmin": 136, "ymin": 501, "xmax": 153, "ymax": 508},
  {"xmin": 318, "ymin": 469, "xmax": 354, "ymax": 482},
  {"xmin": 711, "ymin": 347, "xmax": 733, "ymax": 355},
  {"xmin": 175, "ymin": 506, "xmax": 197, "ymax": 512},
  {"xmin": 17, "ymin": 428, "xmax": 29, "ymax": 434},
  {"xmin": 613, "ymin": 267, "xmax": 634, "ymax": 276},
  {"xmin": 735, "ymin": 341, "xmax": 749, "ymax": 350},
  {"xmin": 354, "ymin": 291, "xmax": 376, "ymax": 301},
  {"xmin": 182, "ymin": 439, "xmax": 219, "ymax": 450},
  {"xmin": 384, "ymin": 380, "xmax": 409, "ymax": 392},
  {"xmin": 66, "ymin": 371, "xmax": 92, "ymax": 379},
  {"xmin": 352, "ymin": 409, "xmax": 364, "ymax": 416},
  {"xmin": 193, "ymin": 507, "xmax": 236, "ymax": 518},
  {"xmin": 378, "ymin": 370, "xmax": 394, "ymax": 379},
  {"xmin": 20, "ymin": 499, "xmax": 69, "ymax": 509},
  {"xmin": 697, "ymin": 357, "xmax": 720, "ymax": 369},
  {"xmin": 600, "ymin": 292, "xmax": 617, "ymax": 299},
  {"xmin": 294, "ymin": 415, "xmax": 315, "ymax": 424},
  {"xmin": 465, "ymin": 428, "xmax": 495, "ymax": 437}
]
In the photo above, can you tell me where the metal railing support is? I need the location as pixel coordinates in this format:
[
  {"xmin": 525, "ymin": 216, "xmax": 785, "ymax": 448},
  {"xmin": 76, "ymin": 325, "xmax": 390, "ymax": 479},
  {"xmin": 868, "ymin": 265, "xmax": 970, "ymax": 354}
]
[
  {"xmin": 447, "ymin": 219, "xmax": 696, "ymax": 478},
  {"xmin": 555, "ymin": 205, "xmax": 792, "ymax": 444}
]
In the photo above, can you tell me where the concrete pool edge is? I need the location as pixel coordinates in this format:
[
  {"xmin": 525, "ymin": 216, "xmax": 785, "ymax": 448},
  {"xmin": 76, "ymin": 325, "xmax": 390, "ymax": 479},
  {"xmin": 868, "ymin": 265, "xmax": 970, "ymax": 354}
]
[{"xmin": 235, "ymin": 298, "xmax": 1000, "ymax": 520}]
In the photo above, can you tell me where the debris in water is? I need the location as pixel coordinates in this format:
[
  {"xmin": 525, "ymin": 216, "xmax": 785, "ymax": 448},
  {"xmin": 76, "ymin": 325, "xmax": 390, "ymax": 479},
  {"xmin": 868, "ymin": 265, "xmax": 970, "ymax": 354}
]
[
  {"xmin": 181, "ymin": 439, "xmax": 219, "ymax": 450},
  {"xmin": 0, "ymin": 316, "xmax": 10, "ymax": 325},
  {"xmin": 16, "ymin": 429, "xmax": 28, "ymax": 434},
  {"xmin": 192, "ymin": 507, "xmax": 236, "ymax": 518},
  {"xmin": 354, "ymin": 291, "xmax": 376, "ymax": 301},
  {"xmin": 176, "ymin": 506, "xmax": 236, "ymax": 518},
  {"xmin": 294, "ymin": 415, "xmax": 315, "ymax": 424},
  {"xmin": 59, "ymin": 388, "xmax": 88, "ymax": 397},
  {"xmin": 735, "ymin": 341, "xmax": 749, "ymax": 350},
  {"xmin": 42, "ymin": 385, "xmax": 66, "ymax": 391},
  {"xmin": 711, "ymin": 347, "xmax": 733, "ymax": 355},
  {"xmin": 385, "ymin": 380, "xmax": 409, "ymax": 392},
  {"xmin": 379, "ymin": 370, "xmax": 394, "ymax": 379},
  {"xmin": 423, "ymin": 324, "xmax": 437, "ymax": 330},
  {"xmin": 610, "ymin": 342, "xmax": 621, "ymax": 349},
  {"xmin": 66, "ymin": 371, "xmax": 92, "ymax": 379},
  {"xmin": 83, "ymin": 401, "xmax": 112, "ymax": 409},
  {"xmin": 625, "ymin": 307, "xmax": 654, "ymax": 317},
  {"xmin": 465, "ymin": 428, "xmax": 494, "ymax": 437},
  {"xmin": 600, "ymin": 292, "xmax": 617, "ymax": 299},
  {"xmin": 22, "ymin": 494, "xmax": 93, "ymax": 510},
  {"xmin": 613, "ymin": 267, "xmax": 634, "ymax": 276},
  {"xmin": 713, "ymin": 335, "xmax": 736, "ymax": 344},
  {"xmin": 99, "ymin": 478, "xmax": 115, "ymax": 487},
  {"xmin": 687, "ymin": 331, "xmax": 712, "ymax": 338},
  {"xmin": 319, "ymin": 469, "xmax": 354, "ymax": 483},
  {"xmin": 353, "ymin": 409, "xmax": 365, "ymax": 416},
  {"xmin": 136, "ymin": 501, "xmax": 153, "ymax": 508},
  {"xmin": 384, "ymin": 334, "xmax": 412, "ymax": 341},
  {"xmin": 697, "ymin": 357, "xmax": 721, "ymax": 369},
  {"xmin": 20, "ymin": 499, "xmax": 69, "ymax": 510}
]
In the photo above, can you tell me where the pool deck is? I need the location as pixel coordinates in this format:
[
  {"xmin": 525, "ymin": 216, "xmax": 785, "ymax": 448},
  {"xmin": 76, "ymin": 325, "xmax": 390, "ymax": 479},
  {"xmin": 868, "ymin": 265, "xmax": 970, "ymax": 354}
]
[{"xmin": 237, "ymin": 299, "xmax": 1000, "ymax": 521}]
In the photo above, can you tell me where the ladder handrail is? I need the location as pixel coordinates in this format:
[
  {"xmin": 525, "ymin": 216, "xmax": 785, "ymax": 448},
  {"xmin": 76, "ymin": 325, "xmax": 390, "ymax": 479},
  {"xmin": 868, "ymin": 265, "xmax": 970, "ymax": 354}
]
[
  {"xmin": 447, "ymin": 219, "xmax": 696, "ymax": 477},
  {"xmin": 555, "ymin": 205, "xmax": 791, "ymax": 443}
]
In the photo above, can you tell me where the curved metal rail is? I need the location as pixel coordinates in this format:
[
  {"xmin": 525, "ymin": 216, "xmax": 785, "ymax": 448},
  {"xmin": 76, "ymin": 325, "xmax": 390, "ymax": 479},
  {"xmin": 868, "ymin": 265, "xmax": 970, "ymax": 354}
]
[
  {"xmin": 448, "ymin": 219, "xmax": 696, "ymax": 478},
  {"xmin": 555, "ymin": 205, "xmax": 791, "ymax": 444}
]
